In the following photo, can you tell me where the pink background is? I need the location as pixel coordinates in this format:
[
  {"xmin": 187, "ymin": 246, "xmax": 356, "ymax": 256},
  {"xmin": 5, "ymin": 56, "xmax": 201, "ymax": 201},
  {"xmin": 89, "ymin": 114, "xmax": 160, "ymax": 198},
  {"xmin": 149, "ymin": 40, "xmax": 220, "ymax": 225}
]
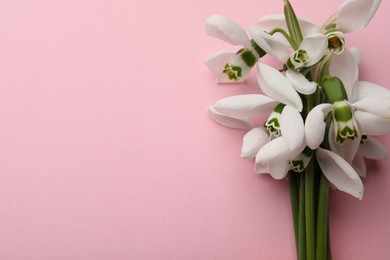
[{"xmin": 0, "ymin": 0, "xmax": 388, "ymax": 259}]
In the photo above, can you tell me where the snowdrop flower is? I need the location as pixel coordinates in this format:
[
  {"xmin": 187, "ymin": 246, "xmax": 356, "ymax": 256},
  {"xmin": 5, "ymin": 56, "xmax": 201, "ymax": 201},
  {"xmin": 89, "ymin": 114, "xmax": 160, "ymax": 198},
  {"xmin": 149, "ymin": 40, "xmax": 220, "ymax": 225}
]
[
  {"xmin": 303, "ymin": 49, "xmax": 390, "ymax": 198},
  {"xmin": 204, "ymin": 15, "xmax": 265, "ymax": 83},
  {"xmin": 324, "ymin": 0, "xmax": 382, "ymax": 54},
  {"xmin": 305, "ymin": 76, "xmax": 390, "ymax": 153},
  {"xmin": 285, "ymin": 33, "xmax": 328, "ymax": 70},
  {"xmin": 255, "ymin": 105, "xmax": 306, "ymax": 179},
  {"xmin": 249, "ymin": 26, "xmax": 328, "ymax": 70},
  {"xmin": 208, "ymin": 63, "xmax": 317, "ymax": 178},
  {"xmin": 306, "ymin": 47, "xmax": 390, "ymax": 145}
]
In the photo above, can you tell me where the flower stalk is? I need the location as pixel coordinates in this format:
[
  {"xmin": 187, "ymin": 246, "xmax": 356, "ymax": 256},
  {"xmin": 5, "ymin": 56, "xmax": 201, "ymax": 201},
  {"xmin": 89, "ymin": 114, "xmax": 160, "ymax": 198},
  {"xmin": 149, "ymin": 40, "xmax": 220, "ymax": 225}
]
[{"xmin": 205, "ymin": 0, "xmax": 386, "ymax": 259}]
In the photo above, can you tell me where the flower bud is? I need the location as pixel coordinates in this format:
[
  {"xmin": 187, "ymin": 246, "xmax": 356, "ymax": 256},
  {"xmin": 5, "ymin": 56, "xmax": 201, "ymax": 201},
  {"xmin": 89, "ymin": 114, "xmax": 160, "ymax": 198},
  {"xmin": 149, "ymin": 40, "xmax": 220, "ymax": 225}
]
[{"xmin": 323, "ymin": 76, "xmax": 348, "ymax": 103}]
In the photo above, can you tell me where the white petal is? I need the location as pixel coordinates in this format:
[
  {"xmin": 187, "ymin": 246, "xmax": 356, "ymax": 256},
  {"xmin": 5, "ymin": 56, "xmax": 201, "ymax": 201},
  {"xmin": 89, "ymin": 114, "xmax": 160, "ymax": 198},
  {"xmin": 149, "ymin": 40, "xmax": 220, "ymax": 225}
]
[
  {"xmin": 353, "ymin": 153, "xmax": 366, "ymax": 178},
  {"xmin": 254, "ymin": 163, "xmax": 270, "ymax": 174},
  {"xmin": 299, "ymin": 33, "xmax": 328, "ymax": 67},
  {"xmin": 353, "ymin": 97, "xmax": 390, "ymax": 119},
  {"xmin": 355, "ymin": 111, "xmax": 390, "ymax": 136},
  {"xmin": 205, "ymin": 51, "xmax": 240, "ymax": 83},
  {"xmin": 305, "ymin": 104, "xmax": 333, "ymax": 149},
  {"xmin": 337, "ymin": 0, "xmax": 382, "ymax": 33},
  {"xmin": 286, "ymin": 70, "xmax": 317, "ymax": 95},
  {"xmin": 248, "ymin": 26, "xmax": 290, "ymax": 62},
  {"xmin": 280, "ymin": 105, "xmax": 304, "ymax": 151},
  {"xmin": 256, "ymin": 137, "xmax": 292, "ymax": 164},
  {"xmin": 328, "ymin": 121, "xmax": 361, "ymax": 164},
  {"xmin": 268, "ymin": 161, "xmax": 289, "ymax": 180},
  {"xmin": 214, "ymin": 94, "xmax": 278, "ymax": 117},
  {"xmin": 349, "ymin": 47, "xmax": 362, "ymax": 65},
  {"xmin": 359, "ymin": 137, "xmax": 388, "ymax": 160},
  {"xmin": 205, "ymin": 15, "xmax": 251, "ymax": 48},
  {"xmin": 329, "ymin": 49, "xmax": 358, "ymax": 99},
  {"xmin": 317, "ymin": 147, "xmax": 364, "ymax": 199},
  {"xmin": 257, "ymin": 63, "xmax": 303, "ymax": 111},
  {"xmin": 207, "ymin": 106, "xmax": 254, "ymax": 130},
  {"xmin": 256, "ymin": 14, "xmax": 321, "ymax": 38},
  {"xmin": 241, "ymin": 128, "xmax": 269, "ymax": 159},
  {"xmin": 352, "ymin": 81, "xmax": 390, "ymax": 103}
]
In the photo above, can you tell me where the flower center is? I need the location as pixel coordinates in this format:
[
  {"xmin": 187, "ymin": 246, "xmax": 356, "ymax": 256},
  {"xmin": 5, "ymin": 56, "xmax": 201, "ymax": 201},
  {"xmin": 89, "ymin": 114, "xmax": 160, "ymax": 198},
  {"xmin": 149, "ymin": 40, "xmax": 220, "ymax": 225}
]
[
  {"xmin": 295, "ymin": 50, "xmax": 309, "ymax": 63},
  {"xmin": 222, "ymin": 48, "xmax": 258, "ymax": 82},
  {"xmin": 223, "ymin": 64, "xmax": 242, "ymax": 81},
  {"xmin": 286, "ymin": 49, "xmax": 309, "ymax": 70},
  {"xmin": 325, "ymin": 30, "xmax": 345, "ymax": 55}
]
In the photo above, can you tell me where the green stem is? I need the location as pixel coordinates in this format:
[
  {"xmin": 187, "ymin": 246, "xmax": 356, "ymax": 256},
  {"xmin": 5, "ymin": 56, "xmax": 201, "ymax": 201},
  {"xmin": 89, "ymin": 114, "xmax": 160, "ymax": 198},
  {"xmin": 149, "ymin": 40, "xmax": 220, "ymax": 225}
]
[
  {"xmin": 288, "ymin": 172, "xmax": 299, "ymax": 255},
  {"xmin": 269, "ymin": 27, "xmax": 298, "ymax": 50},
  {"xmin": 316, "ymin": 172, "xmax": 329, "ymax": 260},
  {"xmin": 327, "ymin": 223, "xmax": 332, "ymax": 260},
  {"xmin": 298, "ymin": 173, "xmax": 306, "ymax": 260},
  {"xmin": 305, "ymin": 159, "xmax": 316, "ymax": 260}
]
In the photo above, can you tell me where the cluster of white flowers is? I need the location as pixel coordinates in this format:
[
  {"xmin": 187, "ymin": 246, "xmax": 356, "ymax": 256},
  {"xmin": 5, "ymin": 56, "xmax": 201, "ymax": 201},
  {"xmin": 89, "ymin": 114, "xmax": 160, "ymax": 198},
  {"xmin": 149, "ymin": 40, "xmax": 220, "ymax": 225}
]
[{"xmin": 206, "ymin": 0, "xmax": 389, "ymax": 199}]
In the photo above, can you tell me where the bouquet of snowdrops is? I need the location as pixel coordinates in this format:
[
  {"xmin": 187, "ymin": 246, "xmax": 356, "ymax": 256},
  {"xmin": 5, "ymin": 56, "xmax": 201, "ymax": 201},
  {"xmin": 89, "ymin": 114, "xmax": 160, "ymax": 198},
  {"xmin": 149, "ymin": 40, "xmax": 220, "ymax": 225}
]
[{"xmin": 205, "ymin": 0, "xmax": 388, "ymax": 259}]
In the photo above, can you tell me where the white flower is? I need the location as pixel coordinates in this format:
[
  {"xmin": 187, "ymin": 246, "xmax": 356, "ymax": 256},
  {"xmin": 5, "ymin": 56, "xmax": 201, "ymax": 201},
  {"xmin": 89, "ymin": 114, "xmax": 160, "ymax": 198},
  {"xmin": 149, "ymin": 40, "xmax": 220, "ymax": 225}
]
[
  {"xmin": 208, "ymin": 63, "xmax": 314, "ymax": 179},
  {"xmin": 324, "ymin": 0, "xmax": 382, "ymax": 54},
  {"xmin": 249, "ymin": 26, "xmax": 328, "ymax": 70},
  {"xmin": 305, "ymin": 49, "xmax": 390, "ymax": 155},
  {"xmin": 204, "ymin": 15, "xmax": 264, "ymax": 83},
  {"xmin": 255, "ymin": 105, "xmax": 306, "ymax": 179},
  {"xmin": 303, "ymin": 48, "xmax": 390, "ymax": 199},
  {"xmin": 329, "ymin": 47, "xmax": 390, "ymax": 177},
  {"xmin": 286, "ymin": 33, "xmax": 328, "ymax": 70}
]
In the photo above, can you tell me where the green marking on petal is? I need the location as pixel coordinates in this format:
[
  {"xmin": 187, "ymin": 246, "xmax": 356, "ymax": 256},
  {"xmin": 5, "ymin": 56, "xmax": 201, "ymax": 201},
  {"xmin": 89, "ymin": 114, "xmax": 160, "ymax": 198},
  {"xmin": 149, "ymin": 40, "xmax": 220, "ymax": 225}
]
[
  {"xmin": 332, "ymin": 101, "xmax": 359, "ymax": 144},
  {"xmin": 221, "ymin": 48, "xmax": 257, "ymax": 82},
  {"xmin": 291, "ymin": 160, "xmax": 305, "ymax": 172},
  {"xmin": 265, "ymin": 117, "xmax": 281, "ymax": 137},
  {"xmin": 339, "ymin": 125, "xmax": 356, "ymax": 138},
  {"xmin": 290, "ymin": 148, "xmax": 312, "ymax": 173},
  {"xmin": 222, "ymin": 64, "xmax": 242, "ymax": 81},
  {"xmin": 264, "ymin": 104, "xmax": 285, "ymax": 137},
  {"xmin": 334, "ymin": 104, "xmax": 353, "ymax": 122}
]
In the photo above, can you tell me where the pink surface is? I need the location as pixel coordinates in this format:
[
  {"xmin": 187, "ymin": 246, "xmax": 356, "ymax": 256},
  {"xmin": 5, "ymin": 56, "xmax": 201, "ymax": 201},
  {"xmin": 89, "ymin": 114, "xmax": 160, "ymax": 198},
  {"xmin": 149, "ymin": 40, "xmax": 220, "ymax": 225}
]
[{"xmin": 0, "ymin": 0, "xmax": 389, "ymax": 259}]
